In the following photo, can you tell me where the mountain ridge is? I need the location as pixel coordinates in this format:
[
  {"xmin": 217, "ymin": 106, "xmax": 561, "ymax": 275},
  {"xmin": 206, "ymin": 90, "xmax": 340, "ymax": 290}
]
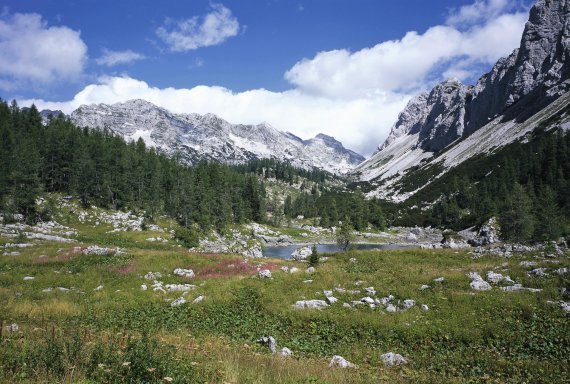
[{"xmin": 69, "ymin": 99, "xmax": 365, "ymax": 175}]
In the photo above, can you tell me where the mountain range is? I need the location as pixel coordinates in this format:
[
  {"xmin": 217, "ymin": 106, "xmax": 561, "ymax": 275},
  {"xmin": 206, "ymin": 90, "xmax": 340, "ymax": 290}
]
[{"xmin": 69, "ymin": 99, "xmax": 364, "ymax": 175}]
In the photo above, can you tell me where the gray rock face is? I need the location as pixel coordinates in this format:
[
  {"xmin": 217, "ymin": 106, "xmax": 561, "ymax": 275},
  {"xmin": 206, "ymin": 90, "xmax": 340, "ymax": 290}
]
[
  {"xmin": 356, "ymin": 0, "xmax": 570, "ymax": 189},
  {"xmin": 70, "ymin": 99, "xmax": 364, "ymax": 175},
  {"xmin": 398, "ymin": 0, "xmax": 568, "ymax": 150}
]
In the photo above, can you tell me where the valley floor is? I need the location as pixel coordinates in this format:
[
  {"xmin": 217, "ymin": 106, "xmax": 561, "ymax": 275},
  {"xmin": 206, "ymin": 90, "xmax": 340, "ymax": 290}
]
[{"xmin": 0, "ymin": 203, "xmax": 569, "ymax": 383}]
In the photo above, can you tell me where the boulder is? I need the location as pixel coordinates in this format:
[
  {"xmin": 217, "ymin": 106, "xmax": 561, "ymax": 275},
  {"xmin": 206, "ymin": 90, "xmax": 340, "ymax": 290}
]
[
  {"xmin": 170, "ymin": 297, "xmax": 186, "ymax": 307},
  {"xmin": 242, "ymin": 245, "xmax": 263, "ymax": 258},
  {"xmin": 173, "ymin": 268, "xmax": 195, "ymax": 278},
  {"xmin": 329, "ymin": 355, "xmax": 355, "ymax": 368},
  {"xmin": 468, "ymin": 272, "xmax": 492, "ymax": 291},
  {"xmin": 402, "ymin": 299, "xmax": 416, "ymax": 309},
  {"xmin": 293, "ymin": 300, "xmax": 328, "ymax": 309},
  {"xmin": 291, "ymin": 246, "xmax": 312, "ymax": 261},
  {"xmin": 258, "ymin": 269, "xmax": 272, "ymax": 279},
  {"xmin": 256, "ymin": 336, "xmax": 277, "ymax": 354},
  {"xmin": 326, "ymin": 296, "xmax": 338, "ymax": 305},
  {"xmin": 381, "ymin": 352, "xmax": 408, "ymax": 366}
]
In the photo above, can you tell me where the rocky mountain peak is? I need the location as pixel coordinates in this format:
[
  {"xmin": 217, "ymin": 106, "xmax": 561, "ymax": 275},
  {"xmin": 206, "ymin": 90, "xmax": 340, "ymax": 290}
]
[
  {"xmin": 354, "ymin": 0, "xmax": 570, "ymax": 197},
  {"xmin": 70, "ymin": 99, "xmax": 364, "ymax": 175}
]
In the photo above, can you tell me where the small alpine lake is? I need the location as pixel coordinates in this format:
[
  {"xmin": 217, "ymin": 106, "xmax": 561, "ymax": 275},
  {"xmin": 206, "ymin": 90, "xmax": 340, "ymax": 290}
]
[{"xmin": 262, "ymin": 243, "xmax": 414, "ymax": 259}]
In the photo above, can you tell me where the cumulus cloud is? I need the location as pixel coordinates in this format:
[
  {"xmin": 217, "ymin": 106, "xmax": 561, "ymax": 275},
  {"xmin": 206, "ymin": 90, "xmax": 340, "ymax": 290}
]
[
  {"xmin": 95, "ymin": 49, "xmax": 145, "ymax": 66},
  {"xmin": 0, "ymin": 12, "xmax": 87, "ymax": 88},
  {"xmin": 156, "ymin": 3, "xmax": 240, "ymax": 52},
  {"xmin": 285, "ymin": 9, "xmax": 527, "ymax": 99}
]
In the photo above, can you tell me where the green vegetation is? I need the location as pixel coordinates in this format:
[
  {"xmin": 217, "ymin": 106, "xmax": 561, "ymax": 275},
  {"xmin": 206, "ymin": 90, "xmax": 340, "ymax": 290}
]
[
  {"xmin": 1, "ymin": 216, "xmax": 568, "ymax": 382},
  {"xmin": 336, "ymin": 217, "xmax": 355, "ymax": 252},
  {"xmin": 382, "ymin": 126, "xmax": 570, "ymax": 242}
]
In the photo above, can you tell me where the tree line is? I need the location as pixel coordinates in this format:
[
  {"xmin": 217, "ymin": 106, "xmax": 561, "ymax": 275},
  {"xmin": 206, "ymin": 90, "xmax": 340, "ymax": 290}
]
[
  {"xmin": 0, "ymin": 101, "xmax": 266, "ymax": 231},
  {"xmin": 396, "ymin": 125, "xmax": 570, "ymax": 242}
]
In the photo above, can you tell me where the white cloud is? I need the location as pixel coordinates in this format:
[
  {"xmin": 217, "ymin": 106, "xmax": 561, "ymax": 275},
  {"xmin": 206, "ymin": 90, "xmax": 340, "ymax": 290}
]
[
  {"xmin": 447, "ymin": 0, "xmax": 519, "ymax": 27},
  {"xmin": 0, "ymin": 13, "xmax": 87, "ymax": 87},
  {"xmin": 156, "ymin": 3, "xmax": 239, "ymax": 52},
  {"xmin": 285, "ymin": 10, "xmax": 527, "ymax": 99},
  {"xmin": 95, "ymin": 49, "xmax": 145, "ymax": 66}
]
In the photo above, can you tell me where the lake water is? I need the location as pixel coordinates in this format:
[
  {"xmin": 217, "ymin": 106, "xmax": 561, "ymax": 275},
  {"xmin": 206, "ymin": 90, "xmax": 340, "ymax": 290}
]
[{"xmin": 262, "ymin": 243, "xmax": 413, "ymax": 260}]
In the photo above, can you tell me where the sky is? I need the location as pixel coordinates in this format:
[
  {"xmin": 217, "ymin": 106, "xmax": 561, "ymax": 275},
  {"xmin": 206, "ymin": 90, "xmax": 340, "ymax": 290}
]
[{"xmin": 3, "ymin": 0, "xmax": 533, "ymax": 156}]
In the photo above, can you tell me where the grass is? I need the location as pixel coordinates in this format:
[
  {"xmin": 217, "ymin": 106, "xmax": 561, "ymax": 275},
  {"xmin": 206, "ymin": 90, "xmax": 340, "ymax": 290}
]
[{"xmin": 1, "ymin": 205, "xmax": 569, "ymax": 383}]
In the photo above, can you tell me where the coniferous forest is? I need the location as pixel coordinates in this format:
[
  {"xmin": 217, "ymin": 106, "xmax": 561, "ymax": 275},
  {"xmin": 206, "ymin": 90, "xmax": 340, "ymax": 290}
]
[{"xmin": 0, "ymin": 101, "xmax": 267, "ymax": 231}]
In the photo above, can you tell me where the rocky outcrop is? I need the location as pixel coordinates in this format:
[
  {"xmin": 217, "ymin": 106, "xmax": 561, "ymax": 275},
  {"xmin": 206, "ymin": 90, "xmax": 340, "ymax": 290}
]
[{"xmin": 355, "ymin": 0, "xmax": 570, "ymax": 191}]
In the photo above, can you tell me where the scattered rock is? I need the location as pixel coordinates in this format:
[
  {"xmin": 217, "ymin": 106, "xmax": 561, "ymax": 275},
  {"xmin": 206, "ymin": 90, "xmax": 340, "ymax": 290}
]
[
  {"xmin": 402, "ymin": 299, "xmax": 416, "ymax": 309},
  {"xmin": 500, "ymin": 284, "xmax": 542, "ymax": 293},
  {"xmin": 386, "ymin": 304, "xmax": 397, "ymax": 313},
  {"xmin": 289, "ymin": 267, "xmax": 300, "ymax": 274},
  {"xmin": 83, "ymin": 245, "xmax": 118, "ymax": 256},
  {"xmin": 258, "ymin": 269, "xmax": 272, "ymax": 279},
  {"xmin": 141, "ymin": 284, "xmax": 148, "ymax": 291},
  {"xmin": 528, "ymin": 268, "xmax": 548, "ymax": 277},
  {"xmin": 329, "ymin": 355, "xmax": 355, "ymax": 368},
  {"xmin": 242, "ymin": 244, "xmax": 264, "ymax": 258},
  {"xmin": 381, "ymin": 352, "xmax": 408, "ymax": 366},
  {"xmin": 420, "ymin": 284, "xmax": 430, "ymax": 290},
  {"xmin": 256, "ymin": 336, "xmax": 277, "ymax": 354},
  {"xmin": 280, "ymin": 347, "xmax": 293, "ymax": 357},
  {"xmin": 170, "ymin": 297, "xmax": 186, "ymax": 307},
  {"xmin": 173, "ymin": 268, "xmax": 195, "ymax": 278},
  {"xmin": 192, "ymin": 295, "xmax": 205, "ymax": 304},
  {"xmin": 361, "ymin": 297, "xmax": 375, "ymax": 305},
  {"xmin": 486, "ymin": 271, "xmax": 514, "ymax": 284},
  {"xmin": 470, "ymin": 217, "xmax": 500, "ymax": 246},
  {"xmin": 293, "ymin": 300, "xmax": 328, "ymax": 309},
  {"xmin": 23, "ymin": 276, "xmax": 34, "ymax": 281},
  {"xmin": 305, "ymin": 267, "xmax": 316, "ymax": 274},
  {"xmin": 280, "ymin": 266, "xmax": 289, "ymax": 272},
  {"xmin": 291, "ymin": 246, "xmax": 312, "ymax": 261},
  {"xmin": 364, "ymin": 287, "xmax": 376, "ymax": 296},
  {"xmin": 94, "ymin": 285, "xmax": 104, "ymax": 291},
  {"xmin": 420, "ymin": 304, "xmax": 429, "ymax": 311},
  {"xmin": 467, "ymin": 272, "xmax": 492, "ymax": 291},
  {"xmin": 164, "ymin": 284, "xmax": 196, "ymax": 292},
  {"xmin": 326, "ymin": 296, "xmax": 338, "ymax": 305},
  {"xmin": 433, "ymin": 277, "xmax": 445, "ymax": 283},
  {"xmin": 8, "ymin": 323, "xmax": 19, "ymax": 333},
  {"xmin": 555, "ymin": 267, "xmax": 568, "ymax": 275},
  {"xmin": 520, "ymin": 261, "xmax": 538, "ymax": 268},
  {"xmin": 144, "ymin": 272, "xmax": 162, "ymax": 280},
  {"xmin": 323, "ymin": 290, "xmax": 333, "ymax": 297}
]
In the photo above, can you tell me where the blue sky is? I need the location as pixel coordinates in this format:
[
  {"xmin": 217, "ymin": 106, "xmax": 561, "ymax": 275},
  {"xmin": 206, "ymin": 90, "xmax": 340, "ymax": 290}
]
[{"xmin": 2, "ymin": 0, "xmax": 533, "ymax": 155}]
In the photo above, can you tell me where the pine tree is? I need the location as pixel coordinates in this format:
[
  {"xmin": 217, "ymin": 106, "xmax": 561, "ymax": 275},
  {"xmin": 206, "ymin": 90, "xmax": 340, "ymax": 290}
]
[
  {"xmin": 500, "ymin": 183, "xmax": 534, "ymax": 243},
  {"xmin": 336, "ymin": 217, "xmax": 355, "ymax": 252},
  {"xmin": 308, "ymin": 244, "xmax": 319, "ymax": 267}
]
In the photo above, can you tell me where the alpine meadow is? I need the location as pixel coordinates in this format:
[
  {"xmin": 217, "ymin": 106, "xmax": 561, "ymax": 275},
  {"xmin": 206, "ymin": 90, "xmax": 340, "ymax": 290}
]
[{"xmin": 0, "ymin": 0, "xmax": 569, "ymax": 383}]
